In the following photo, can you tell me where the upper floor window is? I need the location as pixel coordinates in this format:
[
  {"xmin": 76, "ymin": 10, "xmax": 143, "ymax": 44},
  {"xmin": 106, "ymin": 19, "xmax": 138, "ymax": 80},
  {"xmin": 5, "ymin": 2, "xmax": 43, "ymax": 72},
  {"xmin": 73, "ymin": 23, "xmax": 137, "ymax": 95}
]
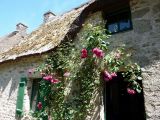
[
  {"xmin": 102, "ymin": 0, "xmax": 133, "ymax": 34},
  {"xmin": 106, "ymin": 8, "xmax": 133, "ymax": 34}
]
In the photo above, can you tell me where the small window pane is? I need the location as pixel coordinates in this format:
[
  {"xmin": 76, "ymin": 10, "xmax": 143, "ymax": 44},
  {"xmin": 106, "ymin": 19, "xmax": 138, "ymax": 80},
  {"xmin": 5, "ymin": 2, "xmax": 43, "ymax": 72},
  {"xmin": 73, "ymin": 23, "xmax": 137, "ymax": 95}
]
[
  {"xmin": 108, "ymin": 23, "xmax": 119, "ymax": 33},
  {"xmin": 104, "ymin": 7, "xmax": 133, "ymax": 34},
  {"xmin": 119, "ymin": 19, "xmax": 131, "ymax": 31}
]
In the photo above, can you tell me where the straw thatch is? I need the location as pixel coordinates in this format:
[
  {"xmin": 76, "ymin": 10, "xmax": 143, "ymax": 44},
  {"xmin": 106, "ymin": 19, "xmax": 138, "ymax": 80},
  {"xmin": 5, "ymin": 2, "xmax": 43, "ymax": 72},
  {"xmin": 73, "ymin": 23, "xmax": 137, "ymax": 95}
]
[
  {"xmin": 0, "ymin": 0, "xmax": 123, "ymax": 63},
  {"xmin": 0, "ymin": 1, "xmax": 97, "ymax": 63}
]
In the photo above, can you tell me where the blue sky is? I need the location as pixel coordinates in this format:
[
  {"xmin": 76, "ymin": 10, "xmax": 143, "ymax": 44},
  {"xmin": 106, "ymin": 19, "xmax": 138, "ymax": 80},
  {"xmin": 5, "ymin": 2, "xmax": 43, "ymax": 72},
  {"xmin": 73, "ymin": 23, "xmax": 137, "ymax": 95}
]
[{"xmin": 0, "ymin": 0, "xmax": 88, "ymax": 37}]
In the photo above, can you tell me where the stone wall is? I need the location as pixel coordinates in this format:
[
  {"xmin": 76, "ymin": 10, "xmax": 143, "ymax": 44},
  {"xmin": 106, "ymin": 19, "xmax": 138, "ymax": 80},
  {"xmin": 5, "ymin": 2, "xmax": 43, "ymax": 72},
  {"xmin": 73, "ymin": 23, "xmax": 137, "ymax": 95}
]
[
  {"xmin": 107, "ymin": 0, "xmax": 160, "ymax": 119},
  {"xmin": 0, "ymin": 0, "xmax": 159, "ymax": 119},
  {"xmin": 0, "ymin": 11, "xmax": 105, "ymax": 120},
  {"xmin": 79, "ymin": 1, "xmax": 157, "ymax": 118},
  {"xmin": 0, "ymin": 55, "xmax": 45, "ymax": 120},
  {"xmin": 132, "ymin": 1, "xmax": 160, "ymax": 119},
  {"xmin": 75, "ymin": 0, "xmax": 160, "ymax": 119}
]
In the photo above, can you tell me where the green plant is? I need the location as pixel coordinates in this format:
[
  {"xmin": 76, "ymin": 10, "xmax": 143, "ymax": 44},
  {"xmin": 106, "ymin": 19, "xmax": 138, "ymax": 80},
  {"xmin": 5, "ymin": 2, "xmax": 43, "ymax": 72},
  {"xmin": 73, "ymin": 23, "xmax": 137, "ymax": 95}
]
[{"xmin": 29, "ymin": 23, "xmax": 142, "ymax": 119}]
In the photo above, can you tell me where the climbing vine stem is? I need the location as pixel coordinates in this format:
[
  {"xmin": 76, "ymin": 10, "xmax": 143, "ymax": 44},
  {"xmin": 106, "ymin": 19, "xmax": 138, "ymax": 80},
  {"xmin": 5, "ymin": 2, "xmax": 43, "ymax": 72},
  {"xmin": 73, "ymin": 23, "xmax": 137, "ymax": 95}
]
[{"xmin": 29, "ymin": 23, "xmax": 142, "ymax": 120}]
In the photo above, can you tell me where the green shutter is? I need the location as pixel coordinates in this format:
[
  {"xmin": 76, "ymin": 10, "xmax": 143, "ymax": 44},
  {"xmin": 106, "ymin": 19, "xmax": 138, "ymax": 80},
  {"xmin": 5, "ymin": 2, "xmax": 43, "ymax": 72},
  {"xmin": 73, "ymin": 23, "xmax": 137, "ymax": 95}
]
[{"xmin": 16, "ymin": 77, "xmax": 27, "ymax": 117}]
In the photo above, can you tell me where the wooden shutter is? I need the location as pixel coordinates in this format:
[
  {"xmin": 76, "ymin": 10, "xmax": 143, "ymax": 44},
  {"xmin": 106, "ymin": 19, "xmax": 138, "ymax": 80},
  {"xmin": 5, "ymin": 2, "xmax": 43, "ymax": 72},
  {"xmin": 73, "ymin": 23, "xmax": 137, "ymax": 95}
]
[{"xmin": 16, "ymin": 77, "xmax": 27, "ymax": 117}]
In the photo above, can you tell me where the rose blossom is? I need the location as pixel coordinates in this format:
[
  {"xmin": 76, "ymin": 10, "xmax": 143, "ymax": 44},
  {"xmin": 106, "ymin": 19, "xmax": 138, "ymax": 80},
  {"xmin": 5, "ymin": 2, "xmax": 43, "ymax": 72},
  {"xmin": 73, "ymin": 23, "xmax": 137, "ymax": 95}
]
[
  {"xmin": 81, "ymin": 48, "xmax": 87, "ymax": 54},
  {"xmin": 37, "ymin": 102, "xmax": 42, "ymax": 110},
  {"xmin": 50, "ymin": 79, "xmax": 59, "ymax": 84},
  {"xmin": 103, "ymin": 71, "xmax": 112, "ymax": 81},
  {"xmin": 92, "ymin": 48, "xmax": 104, "ymax": 58},
  {"xmin": 92, "ymin": 48, "xmax": 98, "ymax": 54},
  {"xmin": 63, "ymin": 72, "xmax": 71, "ymax": 77},
  {"xmin": 110, "ymin": 72, "xmax": 117, "ymax": 77},
  {"xmin": 127, "ymin": 88, "xmax": 136, "ymax": 95},
  {"xmin": 43, "ymin": 75, "xmax": 53, "ymax": 81},
  {"xmin": 81, "ymin": 53, "xmax": 87, "ymax": 58},
  {"xmin": 81, "ymin": 48, "xmax": 88, "ymax": 58}
]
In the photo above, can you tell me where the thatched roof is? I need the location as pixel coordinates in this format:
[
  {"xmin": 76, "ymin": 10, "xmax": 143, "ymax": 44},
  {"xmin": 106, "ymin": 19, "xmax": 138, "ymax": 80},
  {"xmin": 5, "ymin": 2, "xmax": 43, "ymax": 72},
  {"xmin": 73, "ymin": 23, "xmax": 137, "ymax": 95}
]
[
  {"xmin": 0, "ymin": 0, "xmax": 127, "ymax": 63},
  {"xmin": 0, "ymin": 31, "xmax": 26, "ymax": 54},
  {"xmin": 0, "ymin": 0, "xmax": 98, "ymax": 63}
]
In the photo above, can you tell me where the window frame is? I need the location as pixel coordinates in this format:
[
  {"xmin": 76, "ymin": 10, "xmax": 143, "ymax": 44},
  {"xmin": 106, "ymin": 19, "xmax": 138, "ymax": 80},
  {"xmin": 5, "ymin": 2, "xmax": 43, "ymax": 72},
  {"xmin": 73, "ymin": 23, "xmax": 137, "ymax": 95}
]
[
  {"xmin": 105, "ymin": 7, "xmax": 133, "ymax": 34},
  {"xmin": 30, "ymin": 78, "xmax": 41, "ymax": 111}
]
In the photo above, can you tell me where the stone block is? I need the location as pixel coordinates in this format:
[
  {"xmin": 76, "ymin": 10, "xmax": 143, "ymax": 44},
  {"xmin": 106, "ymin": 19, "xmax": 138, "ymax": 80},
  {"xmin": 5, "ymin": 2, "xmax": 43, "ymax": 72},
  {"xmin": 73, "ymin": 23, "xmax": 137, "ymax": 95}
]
[
  {"xmin": 155, "ymin": 18, "xmax": 160, "ymax": 23},
  {"xmin": 152, "ymin": 2, "xmax": 160, "ymax": 15},
  {"xmin": 132, "ymin": 7, "xmax": 150, "ymax": 18},
  {"xmin": 133, "ymin": 19, "xmax": 152, "ymax": 33}
]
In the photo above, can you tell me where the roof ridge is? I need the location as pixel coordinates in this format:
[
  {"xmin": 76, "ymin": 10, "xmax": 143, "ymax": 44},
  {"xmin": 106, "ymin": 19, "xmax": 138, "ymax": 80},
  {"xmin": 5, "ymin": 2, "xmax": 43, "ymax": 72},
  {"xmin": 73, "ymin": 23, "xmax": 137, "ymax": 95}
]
[
  {"xmin": 0, "ymin": 0, "xmax": 99, "ymax": 64},
  {"xmin": 60, "ymin": 0, "xmax": 95, "ymax": 15}
]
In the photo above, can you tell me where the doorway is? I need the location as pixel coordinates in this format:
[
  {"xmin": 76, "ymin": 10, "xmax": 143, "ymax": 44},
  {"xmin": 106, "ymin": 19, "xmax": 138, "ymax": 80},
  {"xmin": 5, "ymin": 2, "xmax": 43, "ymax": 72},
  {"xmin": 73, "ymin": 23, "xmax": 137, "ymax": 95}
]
[{"xmin": 103, "ymin": 73, "xmax": 146, "ymax": 120}]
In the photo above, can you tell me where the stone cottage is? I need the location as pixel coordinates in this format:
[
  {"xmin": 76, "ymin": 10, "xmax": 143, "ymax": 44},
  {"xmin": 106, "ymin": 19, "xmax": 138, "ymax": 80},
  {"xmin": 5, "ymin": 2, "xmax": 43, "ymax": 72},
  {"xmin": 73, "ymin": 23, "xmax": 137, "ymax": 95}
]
[{"xmin": 0, "ymin": 0, "xmax": 159, "ymax": 119}]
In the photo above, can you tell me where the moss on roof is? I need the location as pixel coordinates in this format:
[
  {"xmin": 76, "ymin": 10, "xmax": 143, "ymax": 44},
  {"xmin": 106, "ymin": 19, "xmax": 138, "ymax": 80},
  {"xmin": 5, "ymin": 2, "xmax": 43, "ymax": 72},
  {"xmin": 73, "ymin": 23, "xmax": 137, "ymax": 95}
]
[{"xmin": 0, "ymin": 0, "xmax": 102, "ymax": 63}]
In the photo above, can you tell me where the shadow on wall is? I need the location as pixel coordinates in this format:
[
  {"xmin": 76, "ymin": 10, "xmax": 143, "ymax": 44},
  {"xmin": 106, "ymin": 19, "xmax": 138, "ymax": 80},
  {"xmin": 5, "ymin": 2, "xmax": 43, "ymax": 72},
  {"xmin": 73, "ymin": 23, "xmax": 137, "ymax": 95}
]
[
  {"xmin": 107, "ymin": 26, "xmax": 160, "ymax": 68},
  {"xmin": 0, "ymin": 62, "xmax": 24, "ymax": 99}
]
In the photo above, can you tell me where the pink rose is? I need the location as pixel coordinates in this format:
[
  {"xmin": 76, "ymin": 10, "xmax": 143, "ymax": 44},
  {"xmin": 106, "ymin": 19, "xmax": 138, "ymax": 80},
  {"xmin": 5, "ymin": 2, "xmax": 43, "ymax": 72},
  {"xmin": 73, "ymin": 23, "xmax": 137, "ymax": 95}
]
[
  {"xmin": 37, "ymin": 102, "xmax": 42, "ymax": 110},
  {"xmin": 81, "ymin": 48, "xmax": 88, "ymax": 58},
  {"xmin": 96, "ymin": 50, "xmax": 104, "ymax": 58},
  {"xmin": 103, "ymin": 71, "xmax": 112, "ymax": 81},
  {"xmin": 92, "ymin": 48, "xmax": 104, "ymax": 58},
  {"xmin": 81, "ymin": 53, "xmax": 88, "ymax": 58},
  {"xmin": 43, "ymin": 75, "xmax": 53, "ymax": 81},
  {"xmin": 50, "ymin": 79, "xmax": 59, "ymax": 84},
  {"xmin": 81, "ymin": 48, "xmax": 87, "ymax": 54},
  {"xmin": 111, "ymin": 72, "xmax": 117, "ymax": 77},
  {"xmin": 92, "ymin": 48, "xmax": 99, "ymax": 54},
  {"xmin": 127, "ymin": 88, "xmax": 136, "ymax": 95},
  {"xmin": 63, "ymin": 72, "xmax": 70, "ymax": 77}
]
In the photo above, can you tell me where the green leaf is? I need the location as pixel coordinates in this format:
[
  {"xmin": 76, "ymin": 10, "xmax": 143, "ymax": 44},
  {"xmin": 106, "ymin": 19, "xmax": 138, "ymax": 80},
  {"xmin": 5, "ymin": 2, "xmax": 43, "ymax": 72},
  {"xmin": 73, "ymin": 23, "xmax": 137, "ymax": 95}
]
[
  {"xmin": 137, "ymin": 76, "xmax": 143, "ymax": 80},
  {"xmin": 136, "ymin": 88, "xmax": 142, "ymax": 93}
]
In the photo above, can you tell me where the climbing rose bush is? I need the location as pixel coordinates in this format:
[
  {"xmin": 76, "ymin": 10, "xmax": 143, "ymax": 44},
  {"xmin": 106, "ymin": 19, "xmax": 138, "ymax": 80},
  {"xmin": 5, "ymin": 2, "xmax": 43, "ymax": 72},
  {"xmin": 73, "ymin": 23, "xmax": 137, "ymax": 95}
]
[{"xmin": 29, "ymin": 23, "xmax": 142, "ymax": 120}]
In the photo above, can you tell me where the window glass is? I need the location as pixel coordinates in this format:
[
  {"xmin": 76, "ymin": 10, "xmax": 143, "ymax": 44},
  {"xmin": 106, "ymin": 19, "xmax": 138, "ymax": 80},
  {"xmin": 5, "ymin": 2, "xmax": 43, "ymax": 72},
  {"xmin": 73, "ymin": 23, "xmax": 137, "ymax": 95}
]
[
  {"xmin": 105, "ymin": 8, "xmax": 132, "ymax": 34},
  {"xmin": 119, "ymin": 19, "xmax": 131, "ymax": 31},
  {"xmin": 108, "ymin": 23, "xmax": 118, "ymax": 33}
]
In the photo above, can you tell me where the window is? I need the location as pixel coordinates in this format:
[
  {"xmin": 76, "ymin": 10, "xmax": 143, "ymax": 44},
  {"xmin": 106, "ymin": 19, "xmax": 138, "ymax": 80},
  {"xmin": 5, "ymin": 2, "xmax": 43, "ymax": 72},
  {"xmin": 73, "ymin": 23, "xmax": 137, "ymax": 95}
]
[
  {"xmin": 30, "ymin": 78, "xmax": 48, "ymax": 119},
  {"xmin": 104, "ymin": 7, "xmax": 133, "ymax": 34},
  {"xmin": 30, "ymin": 78, "xmax": 40, "ymax": 111},
  {"xmin": 103, "ymin": 73, "xmax": 146, "ymax": 120},
  {"xmin": 106, "ymin": 8, "xmax": 132, "ymax": 34}
]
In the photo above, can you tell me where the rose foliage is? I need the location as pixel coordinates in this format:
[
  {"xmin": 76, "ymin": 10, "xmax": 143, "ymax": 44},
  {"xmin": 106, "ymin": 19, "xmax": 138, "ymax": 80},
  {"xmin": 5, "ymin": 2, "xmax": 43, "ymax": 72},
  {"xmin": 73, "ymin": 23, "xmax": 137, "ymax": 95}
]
[{"xmin": 30, "ymin": 23, "xmax": 142, "ymax": 120}]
